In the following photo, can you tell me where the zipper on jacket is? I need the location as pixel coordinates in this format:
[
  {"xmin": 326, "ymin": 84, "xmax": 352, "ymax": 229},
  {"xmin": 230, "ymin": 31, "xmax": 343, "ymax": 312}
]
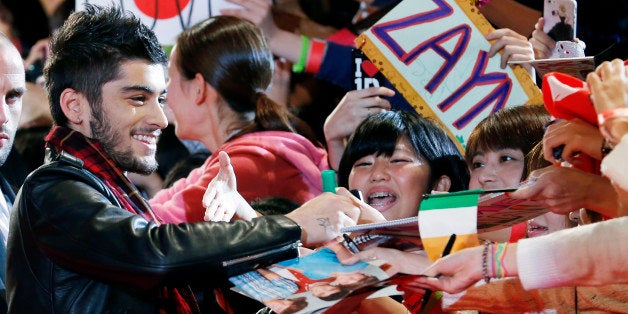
[{"xmin": 222, "ymin": 241, "xmax": 301, "ymax": 268}]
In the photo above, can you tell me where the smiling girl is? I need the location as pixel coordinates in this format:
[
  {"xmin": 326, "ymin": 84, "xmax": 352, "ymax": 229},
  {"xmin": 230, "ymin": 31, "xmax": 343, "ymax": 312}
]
[
  {"xmin": 337, "ymin": 110, "xmax": 469, "ymax": 221},
  {"xmin": 465, "ymin": 104, "xmax": 551, "ymax": 241}
]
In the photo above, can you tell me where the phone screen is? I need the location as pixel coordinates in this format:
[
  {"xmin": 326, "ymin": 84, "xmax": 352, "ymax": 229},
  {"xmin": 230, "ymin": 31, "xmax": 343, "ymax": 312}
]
[{"xmin": 543, "ymin": 0, "xmax": 577, "ymax": 41}]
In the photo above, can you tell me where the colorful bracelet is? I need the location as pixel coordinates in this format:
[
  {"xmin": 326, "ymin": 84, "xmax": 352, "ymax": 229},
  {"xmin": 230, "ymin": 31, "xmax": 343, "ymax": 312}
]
[
  {"xmin": 482, "ymin": 241, "xmax": 492, "ymax": 283},
  {"xmin": 304, "ymin": 38, "xmax": 326, "ymax": 74},
  {"xmin": 492, "ymin": 242, "xmax": 509, "ymax": 278},
  {"xmin": 292, "ymin": 35, "xmax": 310, "ymax": 74}
]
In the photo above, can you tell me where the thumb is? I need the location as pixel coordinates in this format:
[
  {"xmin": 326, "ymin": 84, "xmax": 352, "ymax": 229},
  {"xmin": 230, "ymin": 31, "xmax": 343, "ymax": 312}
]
[
  {"xmin": 335, "ymin": 187, "xmax": 361, "ymax": 222},
  {"xmin": 217, "ymin": 151, "xmax": 237, "ymax": 190},
  {"xmin": 508, "ymin": 178, "xmax": 538, "ymax": 199},
  {"xmin": 337, "ymin": 188, "xmax": 386, "ymax": 224},
  {"xmin": 218, "ymin": 150, "xmax": 231, "ymax": 169}
]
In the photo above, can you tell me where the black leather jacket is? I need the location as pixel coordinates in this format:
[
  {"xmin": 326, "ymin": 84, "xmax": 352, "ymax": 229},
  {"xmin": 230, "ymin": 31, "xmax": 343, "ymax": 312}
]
[{"xmin": 6, "ymin": 150, "xmax": 301, "ymax": 313}]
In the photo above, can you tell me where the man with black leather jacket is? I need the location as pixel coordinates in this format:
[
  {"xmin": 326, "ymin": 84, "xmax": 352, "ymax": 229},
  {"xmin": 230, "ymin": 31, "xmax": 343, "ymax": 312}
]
[{"xmin": 5, "ymin": 5, "xmax": 370, "ymax": 313}]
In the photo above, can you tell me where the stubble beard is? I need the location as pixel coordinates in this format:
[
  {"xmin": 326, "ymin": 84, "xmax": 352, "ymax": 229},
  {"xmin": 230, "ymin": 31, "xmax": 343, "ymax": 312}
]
[{"xmin": 90, "ymin": 108, "xmax": 158, "ymax": 175}]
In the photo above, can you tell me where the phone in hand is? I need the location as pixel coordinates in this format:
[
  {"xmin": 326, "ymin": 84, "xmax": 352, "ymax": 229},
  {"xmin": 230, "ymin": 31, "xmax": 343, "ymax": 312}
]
[{"xmin": 543, "ymin": 0, "xmax": 577, "ymax": 42}]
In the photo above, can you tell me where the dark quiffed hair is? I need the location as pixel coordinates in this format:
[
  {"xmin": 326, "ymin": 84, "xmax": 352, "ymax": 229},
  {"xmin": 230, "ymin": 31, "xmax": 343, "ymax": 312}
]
[
  {"xmin": 45, "ymin": 4, "xmax": 168, "ymax": 127},
  {"xmin": 465, "ymin": 105, "xmax": 551, "ymax": 181},
  {"xmin": 337, "ymin": 110, "xmax": 469, "ymax": 192},
  {"xmin": 174, "ymin": 15, "xmax": 320, "ymax": 145}
]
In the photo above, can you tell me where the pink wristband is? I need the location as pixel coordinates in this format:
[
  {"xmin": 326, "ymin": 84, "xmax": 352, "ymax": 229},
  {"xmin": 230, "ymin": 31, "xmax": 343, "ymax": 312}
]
[{"xmin": 598, "ymin": 108, "xmax": 628, "ymax": 126}]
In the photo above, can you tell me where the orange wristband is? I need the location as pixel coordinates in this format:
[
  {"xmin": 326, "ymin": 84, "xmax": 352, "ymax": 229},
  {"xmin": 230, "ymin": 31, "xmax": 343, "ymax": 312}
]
[{"xmin": 304, "ymin": 39, "xmax": 326, "ymax": 74}]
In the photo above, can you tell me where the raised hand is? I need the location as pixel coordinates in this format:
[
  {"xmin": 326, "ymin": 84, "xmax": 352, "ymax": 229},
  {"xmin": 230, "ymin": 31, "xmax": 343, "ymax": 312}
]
[
  {"xmin": 203, "ymin": 151, "xmax": 258, "ymax": 222},
  {"xmin": 530, "ymin": 17, "xmax": 555, "ymax": 59},
  {"xmin": 324, "ymin": 87, "xmax": 394, "ymax": 170},
  {"xmin": 485, "ymin": 28, "xmax": 535, "ymax": 77},
  {"xmin": 587, "ymin": 59, "xmax": 628, "ymax": 114}
]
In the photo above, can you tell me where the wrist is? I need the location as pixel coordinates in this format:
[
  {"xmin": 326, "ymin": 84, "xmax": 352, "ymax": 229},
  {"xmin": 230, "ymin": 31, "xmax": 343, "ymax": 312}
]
[
  {"xmin": 292, "ymin": 35, "xmax": 310, "ymax": 73},
  {"xmin": 598, "ymin": 108, "xmax": 628, "ymax": 146},
  {"xmin": 483, "ymin": 241, "xmax": 514, "ymax": 282}
]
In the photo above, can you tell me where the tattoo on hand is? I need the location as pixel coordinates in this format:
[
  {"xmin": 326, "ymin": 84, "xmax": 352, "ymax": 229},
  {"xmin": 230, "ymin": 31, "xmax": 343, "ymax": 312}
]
[{"xmin": 316, "ymin": 217, "xmax": 334, "ymax": 233}]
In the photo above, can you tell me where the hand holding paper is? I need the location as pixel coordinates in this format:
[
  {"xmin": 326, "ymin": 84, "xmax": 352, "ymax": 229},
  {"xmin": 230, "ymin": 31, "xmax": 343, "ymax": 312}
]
[{"xmin": 509, "ymin": 166, "xmax": 619, "ymax": 218}]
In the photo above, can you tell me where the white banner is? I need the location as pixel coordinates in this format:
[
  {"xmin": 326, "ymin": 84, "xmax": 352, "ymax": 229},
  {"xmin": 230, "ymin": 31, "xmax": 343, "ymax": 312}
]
[{"xmin": 76, "ymin": 0, "xmax": 242, "ymax": 46}]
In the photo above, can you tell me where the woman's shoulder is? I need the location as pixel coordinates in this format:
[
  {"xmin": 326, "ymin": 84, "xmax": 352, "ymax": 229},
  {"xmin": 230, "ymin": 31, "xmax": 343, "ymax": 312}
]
[{"xmin": 226, "ymin": 131, "xmax": 324, "ymax": 151}]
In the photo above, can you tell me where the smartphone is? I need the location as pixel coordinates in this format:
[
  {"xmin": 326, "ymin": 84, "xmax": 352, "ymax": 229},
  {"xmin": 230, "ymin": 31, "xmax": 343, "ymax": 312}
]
[{"xmin": 543, "ymin": 0, "xmax": 577, "ymax": 41}]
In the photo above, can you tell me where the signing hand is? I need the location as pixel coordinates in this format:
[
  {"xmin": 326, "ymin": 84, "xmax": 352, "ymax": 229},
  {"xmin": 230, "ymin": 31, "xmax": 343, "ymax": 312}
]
[{"xmin": 285, "ymin": 187, "xmax": 363, "ymax": 247}]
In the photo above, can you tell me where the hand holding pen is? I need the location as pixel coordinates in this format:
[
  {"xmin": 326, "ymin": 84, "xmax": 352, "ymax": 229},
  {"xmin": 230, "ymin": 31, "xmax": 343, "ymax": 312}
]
[{"xmin": 342, "ymin": 189, "xmax": 366, "ymax": 255}]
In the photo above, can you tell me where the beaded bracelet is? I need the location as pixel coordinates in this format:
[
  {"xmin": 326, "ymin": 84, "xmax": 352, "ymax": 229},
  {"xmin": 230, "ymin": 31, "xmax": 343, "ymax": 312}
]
[
  {"xmin": 481, "ymin": 241, "xmax": 492, "ymax": 283},
  {"xmin": 292, "ymin": 35, "xmax": 310, "ymax": 73}
]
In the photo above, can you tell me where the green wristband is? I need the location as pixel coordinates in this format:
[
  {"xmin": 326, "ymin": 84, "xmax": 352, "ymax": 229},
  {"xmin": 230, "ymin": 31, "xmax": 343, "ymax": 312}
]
[{"xmin": 292, "ymin": 35, "xmax": 309, "ymax": 73}]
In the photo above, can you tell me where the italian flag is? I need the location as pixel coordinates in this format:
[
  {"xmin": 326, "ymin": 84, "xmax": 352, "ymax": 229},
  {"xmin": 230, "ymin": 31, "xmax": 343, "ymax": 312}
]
[{"xmin": 418, "ymin": 192, "xmax": 480, "ymax": 261}]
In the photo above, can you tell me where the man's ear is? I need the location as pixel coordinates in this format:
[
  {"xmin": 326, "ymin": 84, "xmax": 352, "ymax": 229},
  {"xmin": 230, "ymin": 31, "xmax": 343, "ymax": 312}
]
[
  {"xmin": 432, "ymin": 175, "xmax": 452, "ymax": 192},
  {"xmin": 59, "ymin": 88, "xmax": 89, "ymax": 126}
]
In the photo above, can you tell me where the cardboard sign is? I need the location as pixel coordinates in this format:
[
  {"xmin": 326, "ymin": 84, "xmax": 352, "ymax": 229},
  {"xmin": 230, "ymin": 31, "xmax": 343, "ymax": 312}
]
[
  {"xmin": 356, "ymin": 0, "xmax": 542, "ymax": 151},
  {"xmin": 76, "ymin": 0, "xmax": 242, "ymax": 46}
]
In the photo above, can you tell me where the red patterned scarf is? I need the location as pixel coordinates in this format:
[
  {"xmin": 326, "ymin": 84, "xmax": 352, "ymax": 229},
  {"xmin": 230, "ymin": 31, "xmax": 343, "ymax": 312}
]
[{"xmin": 45, "ymin": 126, "xmax": 200, "ymax": 314}]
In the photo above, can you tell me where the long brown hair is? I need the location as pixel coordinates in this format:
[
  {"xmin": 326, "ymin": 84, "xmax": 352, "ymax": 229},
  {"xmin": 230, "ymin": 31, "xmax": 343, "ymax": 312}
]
[{"xmin": 175, "ymin": 15, "xmax": 320, "ymax": 145}]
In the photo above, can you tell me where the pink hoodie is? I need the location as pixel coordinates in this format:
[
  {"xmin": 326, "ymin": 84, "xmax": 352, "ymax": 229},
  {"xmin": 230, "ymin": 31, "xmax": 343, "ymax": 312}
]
[{"xmin": 150, "ymin": 131, "xmax": 329, "ymax": 223}]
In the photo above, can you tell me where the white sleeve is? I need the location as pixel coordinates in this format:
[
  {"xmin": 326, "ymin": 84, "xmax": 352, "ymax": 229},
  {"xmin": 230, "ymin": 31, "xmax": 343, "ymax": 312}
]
[
  {"xmin": 517, "ymin": 217, "xmax": 628, "ymax": 290},
  {"xmin": 601, "ymin": 134, "xmax": 628, "ymax": 192}
]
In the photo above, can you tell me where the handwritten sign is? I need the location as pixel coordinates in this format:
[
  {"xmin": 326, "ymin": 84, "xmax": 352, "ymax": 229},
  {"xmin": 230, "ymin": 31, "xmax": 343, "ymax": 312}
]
[
  {"xmin": 357, "ymin": 0, "xmax": 542, "ymax": 151},
  {"xmin": 77, "ymin": 0, "xmax": 242, "ymax": 46}
]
